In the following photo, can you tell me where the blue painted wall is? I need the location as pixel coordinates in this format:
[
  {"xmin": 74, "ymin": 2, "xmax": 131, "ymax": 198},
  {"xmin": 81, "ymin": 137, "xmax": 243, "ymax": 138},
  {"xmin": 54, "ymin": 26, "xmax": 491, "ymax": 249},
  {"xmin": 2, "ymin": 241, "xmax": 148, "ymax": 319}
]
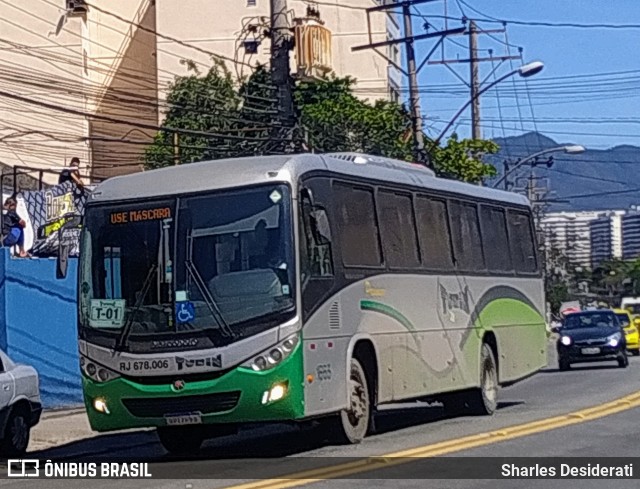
[{"xmin": 0, "ymin": 249, "xmax": 82, "ymax": 407}]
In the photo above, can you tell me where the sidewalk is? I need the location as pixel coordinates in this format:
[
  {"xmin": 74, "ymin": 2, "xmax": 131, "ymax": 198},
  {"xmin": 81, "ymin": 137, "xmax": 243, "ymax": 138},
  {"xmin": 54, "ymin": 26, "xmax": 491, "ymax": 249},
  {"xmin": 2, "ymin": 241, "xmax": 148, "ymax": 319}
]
[{"xmin": 29, "ymin": 407, "xmax": 96, "ymax": 452}]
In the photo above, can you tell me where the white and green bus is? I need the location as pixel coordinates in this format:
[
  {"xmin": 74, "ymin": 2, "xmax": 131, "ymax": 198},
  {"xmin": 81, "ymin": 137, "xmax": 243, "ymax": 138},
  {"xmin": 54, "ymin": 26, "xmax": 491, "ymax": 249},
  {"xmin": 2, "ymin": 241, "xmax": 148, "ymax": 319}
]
[{"xmin": 68, "ymin": 153, "xmax": 547, "ymax": 454}]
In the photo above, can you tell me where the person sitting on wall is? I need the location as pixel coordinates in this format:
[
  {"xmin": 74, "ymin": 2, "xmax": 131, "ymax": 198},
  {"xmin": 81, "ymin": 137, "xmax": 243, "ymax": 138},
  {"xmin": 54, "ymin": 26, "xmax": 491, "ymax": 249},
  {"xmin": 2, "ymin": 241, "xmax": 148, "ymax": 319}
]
[
  {"xmin": 2, "ymin": 197, "xmax": 29, "ymax": 258},
  {"xmin": 58, "ymin": 157, "xmax": 84, "ymax": 189}
]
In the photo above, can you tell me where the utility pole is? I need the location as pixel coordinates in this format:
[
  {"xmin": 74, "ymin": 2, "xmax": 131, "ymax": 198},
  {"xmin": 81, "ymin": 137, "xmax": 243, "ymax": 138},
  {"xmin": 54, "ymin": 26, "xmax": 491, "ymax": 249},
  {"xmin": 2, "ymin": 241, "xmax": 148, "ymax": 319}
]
[
  {"xmin": 402, "ymin": 3, "xmax": 426, "ymax": 163},
  {"xmin": 173, "ymin": 133, "xmax": 180, "ymax": 166},
  {"xmin": 502, "ymin": 160, "xmax": 510, "ymax": 190},
  {"xmin": 270, "ymin": 0, "xmax": 295, "ymax": 143},
  {"xmin": 352, "ymin": 0, "xmax": 467, "ymax": 168},
  {"xmin": 428, "ymin": 24, "xmax": 521, "ymax": 141},
  {"xmin": 469, "ymin": 20, "xmax": 481, "ymax": 140}
]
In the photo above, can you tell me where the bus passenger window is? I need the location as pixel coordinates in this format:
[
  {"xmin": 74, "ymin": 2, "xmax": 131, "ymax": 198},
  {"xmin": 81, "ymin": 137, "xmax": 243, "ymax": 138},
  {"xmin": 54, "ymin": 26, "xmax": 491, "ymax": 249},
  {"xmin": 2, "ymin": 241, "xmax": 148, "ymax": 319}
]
[
  {"xmin": 378, "ymin": 191, "xmax": 420, "ymax": 269},
  {"xmin": 480, "ymin": 206, "xmax": 513, "ymax": 273},
  {"xmin": 415, "ymin": 196, "xmax": 454, "ymax": 269},
  {"xmin": 508, "ymin": 211, "xmax": 538, "ymax": 273},
  {"xmin": 334, "ymin": 183, "xmax": 382, "ymax": 267},
  {"xmin": 449, "ymin": 201, "xmax": 485, "ymax": 272}
]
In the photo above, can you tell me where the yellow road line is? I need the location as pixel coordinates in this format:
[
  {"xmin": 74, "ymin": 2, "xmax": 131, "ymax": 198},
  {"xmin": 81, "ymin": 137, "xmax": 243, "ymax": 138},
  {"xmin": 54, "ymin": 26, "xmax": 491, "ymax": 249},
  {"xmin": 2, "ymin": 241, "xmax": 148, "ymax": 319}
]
[{"xmin": 219, "ymin": 390, "xmax": 640, "ymax": 489}]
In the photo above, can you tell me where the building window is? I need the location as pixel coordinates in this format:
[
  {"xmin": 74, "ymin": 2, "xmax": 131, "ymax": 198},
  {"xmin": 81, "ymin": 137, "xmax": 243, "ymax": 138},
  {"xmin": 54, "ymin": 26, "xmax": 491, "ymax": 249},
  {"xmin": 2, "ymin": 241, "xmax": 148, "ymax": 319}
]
[
  {"xmin": 247, "ymin": 0, "xmax": 257, "ymax": 6},
  {"xmin": 243, "ymin": 40, "xmax": 260, "ymax": 54}
]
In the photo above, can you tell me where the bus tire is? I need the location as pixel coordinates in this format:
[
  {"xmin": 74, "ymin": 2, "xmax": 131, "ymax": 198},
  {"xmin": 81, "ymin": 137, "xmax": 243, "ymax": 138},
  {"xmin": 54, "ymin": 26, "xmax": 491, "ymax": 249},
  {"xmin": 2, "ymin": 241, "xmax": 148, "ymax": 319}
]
[
  {"xmin": 467, "ymin": 343, "xmax": 498, "ymax": 416},
  {"xmin": 157, "ymin": 426, "xmax": 204, "ymax": 455},
  {"xmin": 330, "ymin": 358, "xmax": 371, "ymax": 444}
]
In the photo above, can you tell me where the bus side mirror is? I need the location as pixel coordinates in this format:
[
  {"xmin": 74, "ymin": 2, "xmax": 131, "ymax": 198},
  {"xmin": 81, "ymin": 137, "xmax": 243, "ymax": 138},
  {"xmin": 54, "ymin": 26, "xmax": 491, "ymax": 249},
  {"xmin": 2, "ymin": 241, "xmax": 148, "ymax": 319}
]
[
  {"xmin": 56, "ymin": 243, "xmax": 70, "ymax": 279},
  {"xmin": 310, "ymin": 208, "xmax": 331, "ymax": 245},
  {"xmin": 55, "ymin": 214, "xmax": 82, "ymax": 280}
]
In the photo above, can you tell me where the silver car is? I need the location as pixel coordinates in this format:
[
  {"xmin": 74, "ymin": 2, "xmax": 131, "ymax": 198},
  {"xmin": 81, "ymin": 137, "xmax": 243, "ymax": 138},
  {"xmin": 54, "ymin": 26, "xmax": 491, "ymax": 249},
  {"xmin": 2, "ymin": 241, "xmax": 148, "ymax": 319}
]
[{"xmin": 0, "ymin": 349, "xmax": 42, "ymax": 456}]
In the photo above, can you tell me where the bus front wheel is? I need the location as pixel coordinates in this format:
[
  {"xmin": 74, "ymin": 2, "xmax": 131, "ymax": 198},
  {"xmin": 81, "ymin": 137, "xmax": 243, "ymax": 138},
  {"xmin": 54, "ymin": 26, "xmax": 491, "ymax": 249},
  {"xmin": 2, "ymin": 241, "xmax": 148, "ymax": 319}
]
[
  {"xmin": 467, "ymin": 343, "xmax": 498, "ymax": 416},
  {"xmin": 157, "ymin": 426, "xmax": 204, "ymax": 455},
  {"xmin": 324, "ymin": 358, "xmax": 371, "ymax": 444}
]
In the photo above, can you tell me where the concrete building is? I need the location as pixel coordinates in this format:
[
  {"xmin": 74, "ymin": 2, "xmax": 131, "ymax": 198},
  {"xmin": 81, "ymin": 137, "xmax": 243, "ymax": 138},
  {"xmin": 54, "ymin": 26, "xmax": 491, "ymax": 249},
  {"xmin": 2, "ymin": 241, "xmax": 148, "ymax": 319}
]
[
  {"xmin": 541, "ymin": 211, "xmax": 605, "ymax": 269},
  {"xmin": 622, "ymin": 213, "xmax": 640, "ymax": 261},
  {"xmin": 0, "ymin": 1, "xmax": 88, "ymax": 187},
  {"xmin": 75, "ymin": 0, "xmax": 402, "ymax": 180},
  {"xmin": 589, "ymin": 212, "xmax": 625, "ymax": 269}
]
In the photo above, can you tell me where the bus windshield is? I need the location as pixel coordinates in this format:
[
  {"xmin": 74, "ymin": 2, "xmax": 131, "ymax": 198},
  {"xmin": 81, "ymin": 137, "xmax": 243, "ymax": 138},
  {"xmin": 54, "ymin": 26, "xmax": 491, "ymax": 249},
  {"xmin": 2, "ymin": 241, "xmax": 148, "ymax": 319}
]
[{"xmin": 79, "ymin": 184, "xmax": 296, "ymax": 352}]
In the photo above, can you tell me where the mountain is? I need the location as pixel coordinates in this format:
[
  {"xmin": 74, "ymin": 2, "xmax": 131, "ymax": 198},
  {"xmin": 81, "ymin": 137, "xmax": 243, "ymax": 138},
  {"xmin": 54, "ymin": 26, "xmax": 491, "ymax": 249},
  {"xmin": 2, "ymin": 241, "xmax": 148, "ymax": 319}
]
[{"xmin": 486, "ymin": 132, "xmax": 640, "ymax": 212}]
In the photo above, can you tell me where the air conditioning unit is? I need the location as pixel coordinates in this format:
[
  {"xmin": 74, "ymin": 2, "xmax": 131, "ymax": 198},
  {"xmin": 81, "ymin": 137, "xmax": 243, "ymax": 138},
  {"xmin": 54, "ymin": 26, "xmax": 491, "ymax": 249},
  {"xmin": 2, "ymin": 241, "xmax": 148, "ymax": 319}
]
[{"xmin": 65, "ymin": 0, "xmax": 87, "ymax": 16}]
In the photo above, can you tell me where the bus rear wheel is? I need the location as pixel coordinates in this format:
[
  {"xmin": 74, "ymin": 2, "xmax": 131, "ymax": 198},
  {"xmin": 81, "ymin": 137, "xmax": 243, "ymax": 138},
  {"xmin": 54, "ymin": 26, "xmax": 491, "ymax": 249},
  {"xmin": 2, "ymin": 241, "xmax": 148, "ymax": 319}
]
[
  {"xmin": 467, "ymin": 343, "xmax": 498, "ymax": 416},
  {"xmin": 157, "ymin": 426, "xmax": 204, "ymax": 455}
]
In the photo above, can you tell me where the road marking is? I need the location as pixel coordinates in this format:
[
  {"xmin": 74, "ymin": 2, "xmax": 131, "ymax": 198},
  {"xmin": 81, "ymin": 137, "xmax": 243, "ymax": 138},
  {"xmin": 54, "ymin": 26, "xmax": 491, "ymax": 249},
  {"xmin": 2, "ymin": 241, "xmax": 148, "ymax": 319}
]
[{"xmin": 219, "ymin": 390, "xmax": 640, "ymax": 489}]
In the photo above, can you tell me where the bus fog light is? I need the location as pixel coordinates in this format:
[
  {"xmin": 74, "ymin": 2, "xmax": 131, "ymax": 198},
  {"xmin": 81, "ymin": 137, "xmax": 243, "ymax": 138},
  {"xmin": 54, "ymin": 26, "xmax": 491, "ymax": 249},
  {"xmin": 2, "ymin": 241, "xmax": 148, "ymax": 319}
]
[
  {"xmin": 261, "ymin": 382, "xmax": 288, "ymax": 404},
  {"xmin": 93, "ymin": 398, "xmax": 110, "ymax": 414}
]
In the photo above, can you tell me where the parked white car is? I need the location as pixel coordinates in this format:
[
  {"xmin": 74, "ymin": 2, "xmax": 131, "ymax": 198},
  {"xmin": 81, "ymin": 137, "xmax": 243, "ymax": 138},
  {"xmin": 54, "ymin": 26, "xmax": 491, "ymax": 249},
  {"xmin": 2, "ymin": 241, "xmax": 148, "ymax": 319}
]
[{"xmin": 0, "ymin": 349, "xmax": 41, "ymax": 456}]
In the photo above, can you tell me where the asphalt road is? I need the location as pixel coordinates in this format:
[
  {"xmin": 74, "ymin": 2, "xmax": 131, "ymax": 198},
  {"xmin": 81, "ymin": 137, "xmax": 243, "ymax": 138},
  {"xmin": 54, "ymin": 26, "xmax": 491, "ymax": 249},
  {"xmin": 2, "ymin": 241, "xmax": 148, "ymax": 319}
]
[{"xmin": 6, "ymin": 344, "xmax": 640, "ymax": 489}]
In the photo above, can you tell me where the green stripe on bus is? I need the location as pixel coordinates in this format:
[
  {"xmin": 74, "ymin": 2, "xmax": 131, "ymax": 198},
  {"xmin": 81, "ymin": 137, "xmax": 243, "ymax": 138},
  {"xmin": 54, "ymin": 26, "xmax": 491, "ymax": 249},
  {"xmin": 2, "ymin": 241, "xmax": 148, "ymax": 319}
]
[{"xmin": 360, "ymin": 299, "xmax": 418, "ymax": 334}]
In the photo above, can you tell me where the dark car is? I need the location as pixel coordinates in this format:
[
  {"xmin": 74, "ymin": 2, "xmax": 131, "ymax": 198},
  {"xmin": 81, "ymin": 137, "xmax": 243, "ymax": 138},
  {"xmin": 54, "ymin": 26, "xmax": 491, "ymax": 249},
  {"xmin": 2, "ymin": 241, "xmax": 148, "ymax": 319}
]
[{"xmin": 556, "ymin": 310, "xmax": 628, "ymax": 371}]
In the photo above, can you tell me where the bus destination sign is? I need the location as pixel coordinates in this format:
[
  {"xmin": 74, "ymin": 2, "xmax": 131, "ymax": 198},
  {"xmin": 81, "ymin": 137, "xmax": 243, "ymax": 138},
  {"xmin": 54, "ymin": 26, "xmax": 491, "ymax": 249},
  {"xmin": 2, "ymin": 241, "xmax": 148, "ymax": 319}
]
[{"xmin": 110, "ymin": 207, "xmax": 172, "ymax": 224}]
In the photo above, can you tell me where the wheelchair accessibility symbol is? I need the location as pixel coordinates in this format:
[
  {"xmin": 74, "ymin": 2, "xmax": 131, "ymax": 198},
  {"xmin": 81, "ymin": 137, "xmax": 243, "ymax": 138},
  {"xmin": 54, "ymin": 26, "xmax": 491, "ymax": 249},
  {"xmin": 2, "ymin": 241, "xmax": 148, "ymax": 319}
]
[{"xmin": 176, "ymin": 302, "xmax": 195, "ymax": 324}]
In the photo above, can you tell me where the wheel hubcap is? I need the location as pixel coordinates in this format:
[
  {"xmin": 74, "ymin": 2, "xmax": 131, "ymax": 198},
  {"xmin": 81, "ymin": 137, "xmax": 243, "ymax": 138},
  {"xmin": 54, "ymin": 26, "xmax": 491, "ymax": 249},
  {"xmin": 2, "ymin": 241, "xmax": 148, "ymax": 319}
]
[
  {"xmin": 11, "ymin": 416, "xmax": 28, "ymax": 450},
  {"xmin": 484, "ymin": 362, "xmax": 497, "ymax": 404},
  {"xmin": 347, "ymin": 375, "xmax": 367, "ymax": 427}
]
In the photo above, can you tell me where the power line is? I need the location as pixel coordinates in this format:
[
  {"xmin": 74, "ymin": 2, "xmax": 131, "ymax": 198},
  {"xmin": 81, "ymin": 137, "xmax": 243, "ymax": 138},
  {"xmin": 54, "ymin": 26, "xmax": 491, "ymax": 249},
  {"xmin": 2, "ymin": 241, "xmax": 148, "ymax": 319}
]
[{"xmin": 0, "ymin": 89, "xmax": 285, "ymax": 143}]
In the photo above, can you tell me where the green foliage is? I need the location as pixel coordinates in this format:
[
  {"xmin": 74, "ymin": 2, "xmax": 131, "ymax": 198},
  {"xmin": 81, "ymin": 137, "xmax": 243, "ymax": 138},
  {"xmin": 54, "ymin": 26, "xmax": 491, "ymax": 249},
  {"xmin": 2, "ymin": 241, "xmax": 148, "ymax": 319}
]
[
  {"xmin": 144, "ymin": 61, "xmax": 240, "ymax": 169},
  {"xmin": 143, "ymin": 63, "xmax": 498, "ymax": 185},
  {"xmin": 294, "ymin": 76, "xmax": 413, "ymax": 160},
  {"xmin": 547, "ymin": 283, "xmax": 570, "ymax": 314},
  {"xmin": 429, "ymin": 134, "xmax": 498, "ymax": 184}
]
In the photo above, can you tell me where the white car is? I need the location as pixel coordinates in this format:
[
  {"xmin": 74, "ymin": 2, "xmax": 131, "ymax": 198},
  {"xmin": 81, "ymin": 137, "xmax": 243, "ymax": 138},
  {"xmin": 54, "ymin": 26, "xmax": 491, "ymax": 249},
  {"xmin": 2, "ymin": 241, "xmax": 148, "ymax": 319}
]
[{"xmin": 0, "ymin": 349, "xmax": 42, "ymax": 456}]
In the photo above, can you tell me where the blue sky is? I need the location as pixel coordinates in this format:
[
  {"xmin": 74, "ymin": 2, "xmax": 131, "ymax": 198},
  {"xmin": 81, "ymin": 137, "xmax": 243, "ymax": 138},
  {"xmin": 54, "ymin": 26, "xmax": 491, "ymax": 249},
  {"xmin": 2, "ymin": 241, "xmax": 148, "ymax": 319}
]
[{"xmin": 410, "ymin": 0, "xmax": 640, "ymax": 149}]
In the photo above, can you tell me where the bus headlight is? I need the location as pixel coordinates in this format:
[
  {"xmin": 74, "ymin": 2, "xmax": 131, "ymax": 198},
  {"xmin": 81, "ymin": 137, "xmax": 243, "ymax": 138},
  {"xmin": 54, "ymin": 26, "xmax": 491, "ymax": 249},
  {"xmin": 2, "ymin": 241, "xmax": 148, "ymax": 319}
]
[
  {"xmin": 81, "ymin": 356, "xmax": 120, "ymax": 383},
  {"xmin": 242, "ymin": 334, "xmax": 300, "ymax": 372}
]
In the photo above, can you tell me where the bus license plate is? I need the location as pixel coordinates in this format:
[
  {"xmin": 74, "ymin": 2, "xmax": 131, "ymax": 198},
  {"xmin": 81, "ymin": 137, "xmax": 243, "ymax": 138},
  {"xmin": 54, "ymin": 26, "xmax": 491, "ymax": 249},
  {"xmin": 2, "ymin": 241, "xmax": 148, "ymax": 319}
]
[
  {"xmin": 581, "ymin": 347, "xmax": 600, "ymax": 355},
  {"xmin": 165, "ymin": 414, "xmax": 202, "ymax": 426}
]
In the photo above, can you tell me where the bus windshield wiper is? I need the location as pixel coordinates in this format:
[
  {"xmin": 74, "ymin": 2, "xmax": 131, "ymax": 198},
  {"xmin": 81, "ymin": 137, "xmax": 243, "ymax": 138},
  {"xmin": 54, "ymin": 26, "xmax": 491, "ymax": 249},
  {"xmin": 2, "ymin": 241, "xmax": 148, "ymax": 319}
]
[
  {"xmin": 115, "ymin": 264, "xmax": 157, "ymax": 351},
  {"xmin": 185, "ymin": 260, "xmax": 235, "ymax": 338}
]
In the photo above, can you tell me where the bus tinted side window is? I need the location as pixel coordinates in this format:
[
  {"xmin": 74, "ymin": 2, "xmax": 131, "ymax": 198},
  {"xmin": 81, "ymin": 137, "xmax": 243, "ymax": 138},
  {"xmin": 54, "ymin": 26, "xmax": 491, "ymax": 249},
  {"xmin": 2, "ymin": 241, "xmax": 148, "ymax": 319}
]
[
  {"xmin": 449, "ymin": 200, "xmax": 485, "ymax": 272},
  {"xmin": 480, "ymin": 206, "xmax": 513, "ymax": 273},
  {"xmin": 378, "ymin": 191, "xmax": 420, "ymax": 269},
  {"xmin": 334, "ymin": 183, "xmax": 382, "ymax": 267},
  {"xmin": 414, "ymin": 196, "xmax": 454, "ymax": 270},
  {"xmin": 300, "ymin": 193, "xmax": 334, "ymax": 278},
  {"xmin": 508, "ymin": 210, "xmax": 538, "ymax": 273}
]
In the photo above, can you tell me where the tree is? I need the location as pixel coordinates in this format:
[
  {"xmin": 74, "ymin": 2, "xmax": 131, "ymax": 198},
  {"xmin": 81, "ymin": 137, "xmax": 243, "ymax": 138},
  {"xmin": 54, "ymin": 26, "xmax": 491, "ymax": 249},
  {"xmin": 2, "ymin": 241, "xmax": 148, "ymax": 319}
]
[
  {"xmin": 144, "ymin": 61, "xmax": 241, "ymax": 169},
  {"xmin": 143, "ymin": 64, "xmax": 499, "ymax": 184},
  {"xmin": 429, "ymin": 134, "xmax": 498, "ymax": 184}
]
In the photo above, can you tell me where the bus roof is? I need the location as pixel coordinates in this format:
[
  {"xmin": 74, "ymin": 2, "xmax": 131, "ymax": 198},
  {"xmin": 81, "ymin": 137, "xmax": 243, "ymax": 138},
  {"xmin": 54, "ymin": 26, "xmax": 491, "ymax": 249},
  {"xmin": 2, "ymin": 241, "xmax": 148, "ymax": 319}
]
[{"xmin": 88, "ymin": 153, "xmax": 530, "ymax": 207}]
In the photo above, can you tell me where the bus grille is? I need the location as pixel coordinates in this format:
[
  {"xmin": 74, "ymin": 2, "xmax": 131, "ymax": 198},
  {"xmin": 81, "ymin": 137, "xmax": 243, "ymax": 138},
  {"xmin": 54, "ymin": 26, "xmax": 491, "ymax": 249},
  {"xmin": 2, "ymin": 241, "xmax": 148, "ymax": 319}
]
[{"xmin": 122, "ymin": 391, "xmax": 241, "ymax": 418}]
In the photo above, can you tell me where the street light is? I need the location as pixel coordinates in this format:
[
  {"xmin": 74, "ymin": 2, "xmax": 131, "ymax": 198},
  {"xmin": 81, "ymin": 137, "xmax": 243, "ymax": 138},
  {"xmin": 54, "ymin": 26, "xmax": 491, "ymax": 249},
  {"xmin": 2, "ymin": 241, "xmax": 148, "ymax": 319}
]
[
  {"xmin": 431, "ymin": 61, "xmax": 545, "ymax": 148},
  {"xmin": 492, "ymin": 145, "xmax": 586, "ymax": 189}
]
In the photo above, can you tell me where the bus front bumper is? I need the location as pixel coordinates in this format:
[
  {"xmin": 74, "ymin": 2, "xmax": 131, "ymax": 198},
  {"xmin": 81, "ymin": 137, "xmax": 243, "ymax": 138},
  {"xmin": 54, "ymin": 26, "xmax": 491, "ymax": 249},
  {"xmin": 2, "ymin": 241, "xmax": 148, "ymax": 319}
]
[{"xmin": 83, "ymin": 346, "xmax": 304, "ymax": 432}]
